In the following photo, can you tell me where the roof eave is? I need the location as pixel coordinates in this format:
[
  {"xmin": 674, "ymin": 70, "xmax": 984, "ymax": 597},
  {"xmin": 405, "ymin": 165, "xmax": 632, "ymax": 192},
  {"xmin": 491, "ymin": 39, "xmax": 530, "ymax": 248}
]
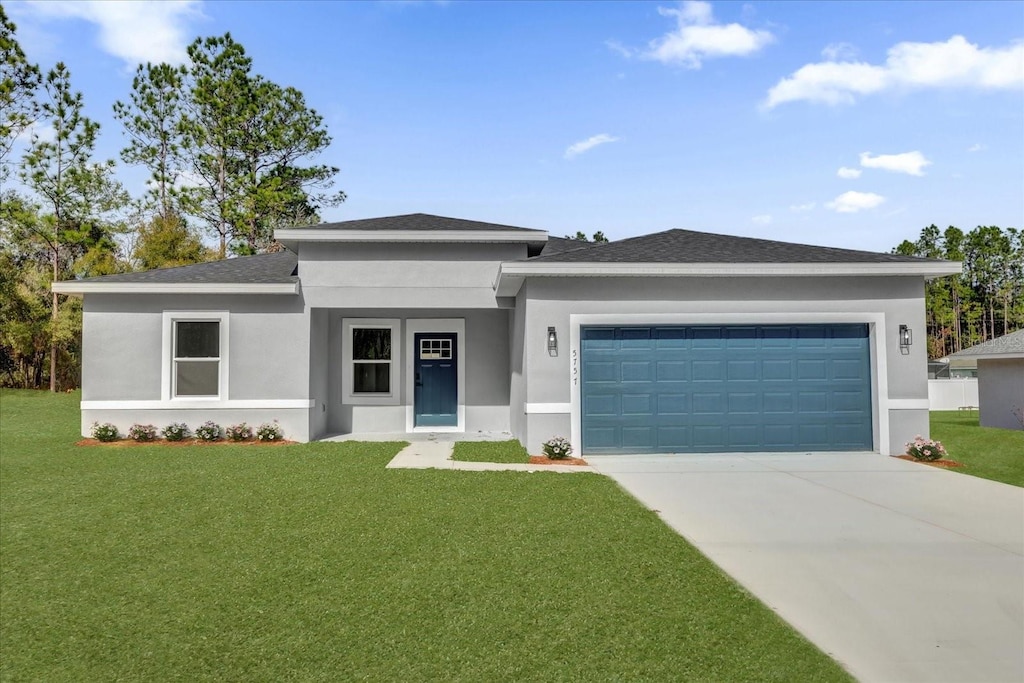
[
  {"xmin": 51, "ymin": 281, "xmax": 300, "ymax": 296},
  {"xmin": 494, "ymin": 261, "xmax": 963, "ymax": 295}
]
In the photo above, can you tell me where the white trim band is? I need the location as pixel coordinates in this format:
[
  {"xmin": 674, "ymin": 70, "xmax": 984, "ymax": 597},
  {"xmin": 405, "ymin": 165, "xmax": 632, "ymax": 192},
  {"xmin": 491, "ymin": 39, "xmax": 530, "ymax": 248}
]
[
  {"xmin": 525, "ymin": 403, "xmax": 572, "ymax": 414},
  {"xmin": 884, "ymin": 399, "xmax": 931, "ymax": 410},
  {"xmin": 52, "ymin": 282, "xmax": 299, "ymax": 296},
  {"xmin": 81, "ymin": 399, "xmax": 315, "ymax": 410}
]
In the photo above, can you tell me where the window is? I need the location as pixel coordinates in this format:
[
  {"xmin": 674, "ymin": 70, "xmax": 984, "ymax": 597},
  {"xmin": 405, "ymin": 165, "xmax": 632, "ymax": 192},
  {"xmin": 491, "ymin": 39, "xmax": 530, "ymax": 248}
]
[
  {"xmin": 174, "ymin": 321, "xmax": 221, "ymax": 396},
  {"xmin": 162, "ymin": 311, "xmax": 228, "ymax": 401},
  {"xmin": 353, "ymin": 328, "xmax": 391, "ymax": 393},
  {"xmin": 342, "ymin": 318, "xmax": 401, "ymax": 405}
]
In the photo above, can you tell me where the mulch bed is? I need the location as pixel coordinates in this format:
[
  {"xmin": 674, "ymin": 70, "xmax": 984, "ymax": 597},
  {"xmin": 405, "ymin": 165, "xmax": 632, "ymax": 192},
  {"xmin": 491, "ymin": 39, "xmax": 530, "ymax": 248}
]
[
  {"xmin": 895, "ymin": 454, "xmax": 965, "ymax": 469},
  {"xmin": 528, "ymin": 455, "xmax": 589, "ymax": 466},
  {"xmin": 76, "ymin": 438, "xmax": 297, "ymax": 447}
]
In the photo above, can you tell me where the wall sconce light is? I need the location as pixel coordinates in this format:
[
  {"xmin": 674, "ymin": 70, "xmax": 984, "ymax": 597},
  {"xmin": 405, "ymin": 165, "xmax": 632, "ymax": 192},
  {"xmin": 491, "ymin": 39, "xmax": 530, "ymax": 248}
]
[
  {"xmin": 547, "ymin": 326, "xmax": 557, "ymax": 353},
  {"xmin": 899, "ymin": 324, "xmax": 912, "ymax": 348}
]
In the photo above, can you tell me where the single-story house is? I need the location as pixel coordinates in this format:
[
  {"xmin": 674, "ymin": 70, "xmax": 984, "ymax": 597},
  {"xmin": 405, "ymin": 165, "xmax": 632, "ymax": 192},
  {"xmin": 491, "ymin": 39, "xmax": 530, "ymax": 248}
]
[
  {"xmin": 945, "ymin": 329, "xmax": 1024, "ymax": 430},
  {"xmin": 54, "ymin": 213, "xmax": 962, "ymax": 455}
]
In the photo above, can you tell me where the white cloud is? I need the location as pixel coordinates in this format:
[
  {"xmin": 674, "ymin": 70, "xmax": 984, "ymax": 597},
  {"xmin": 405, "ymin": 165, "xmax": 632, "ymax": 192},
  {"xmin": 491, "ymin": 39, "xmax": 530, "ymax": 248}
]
[
  {"xmin": 967, "ymin": 143, "xmax": 986, "ymax": 152},
  {"xmin": 826, "ymin": 191, "xmax": 886, "ymax": 213},
  {"xmin": 821, "ymin": 42, "xmax": 858, "ymax": 61},
  {"xmin": 638, "ymin": 1, "xmax": 774, "ymax": 69},
  {"xmin": 789, "ymin": 202, "xmax": 816, "ymax": 212},
  {"xmin": 859, "ymin": 150, "xmax": 931, "ymax": 176},
  {"xmin": 564, "ymin": 133, "xmax": 619, "ymax": 159},
  {"xmin": 14, "ymin": 122, "xmax": 55, "ymax": 144},
  {"xmin": 837, "ymin": 166, "xmax": 862, "ymax": 179},
  {"xmin": 23, "ymin": 0, "xmax": 202, "ymax": 67},
  {"xmin": 751, "ymin": 214, "xmax": 772, "ymax": 225},
  {"xmin": 605, "ymin": 40, "xmax": 634, "ymax": 59},
  {"xmin": 763, "ymin": 35, "xmax": 1024, "ymax": 108}
]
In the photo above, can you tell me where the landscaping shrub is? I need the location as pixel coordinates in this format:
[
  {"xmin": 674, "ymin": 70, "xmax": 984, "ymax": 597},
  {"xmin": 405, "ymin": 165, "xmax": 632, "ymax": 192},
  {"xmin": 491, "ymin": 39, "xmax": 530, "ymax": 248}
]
[
  {"xmin": 256, "ymin": 421, "xmax": 284, "ymax": 442},
  {"xmin": 906, "ymin": 435, "xmax": 947, "ymax": 461},
  {"xmin": 91, "ymin": 422, "xmax": 120, "ymax": 442},
  {"xmin": 127, "ymin": 424, "xmax": 158, "ymax": 442},
  {"xmin": 162, "ymin": 423, "xmax": 190, "ymax": 442},
  {"xmin": 542, "ymin": 436, "xmax": 573, "ymax": 460},
  {"xmin": 226, "ymin": 423, "xmax": 253, "ymax": 442},
  {"xmin": 195, "ymin": 421, "xmax": 223, "ymax": 442}
]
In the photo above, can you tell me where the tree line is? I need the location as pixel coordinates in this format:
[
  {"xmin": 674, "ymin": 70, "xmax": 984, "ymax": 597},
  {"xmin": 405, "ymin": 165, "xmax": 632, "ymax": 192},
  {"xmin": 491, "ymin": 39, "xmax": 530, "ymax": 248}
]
[
  {"xmin": 1, "ymin": 6, "xmax": 343, "ymax": 390},
  {"xmin": 894, "ymin": 224, "xmax": 1023, "ymax": 359}
]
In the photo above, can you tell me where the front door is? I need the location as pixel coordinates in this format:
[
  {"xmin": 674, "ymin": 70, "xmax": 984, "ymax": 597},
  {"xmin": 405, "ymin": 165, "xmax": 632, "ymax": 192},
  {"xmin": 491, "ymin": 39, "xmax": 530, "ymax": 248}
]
[{"xmin": 414, "ymin": 333, "xmax": 458, "ymax": 427}]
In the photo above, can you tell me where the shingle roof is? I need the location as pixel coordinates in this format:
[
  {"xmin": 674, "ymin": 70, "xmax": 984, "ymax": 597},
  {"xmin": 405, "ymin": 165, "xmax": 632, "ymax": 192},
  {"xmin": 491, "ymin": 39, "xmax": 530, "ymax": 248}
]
[
  {"xmin": 291, "ymin": 213, "xmax": 546, "ymax": 234},
  {"xmin": 75, "ymin": 250, "xmax": 298, "ymax": 284},
  {"xmin": 527, "ymin": 228, "xmax": 938, "ymax": 264},
  {"xmin": 947, "ymin": 329, "xmax": 1024, "ymax": 358}
]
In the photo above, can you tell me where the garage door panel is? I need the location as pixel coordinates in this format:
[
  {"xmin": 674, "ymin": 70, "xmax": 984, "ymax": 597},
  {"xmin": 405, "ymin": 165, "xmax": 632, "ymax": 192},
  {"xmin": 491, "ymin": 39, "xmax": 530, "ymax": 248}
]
[{"xmin": 581, "ymin": 324, "xmax": 872, "ymax": 454}]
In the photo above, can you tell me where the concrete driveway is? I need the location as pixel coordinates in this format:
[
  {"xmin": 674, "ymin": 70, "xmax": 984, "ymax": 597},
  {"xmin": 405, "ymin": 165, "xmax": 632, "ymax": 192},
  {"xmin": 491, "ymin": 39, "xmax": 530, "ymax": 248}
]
[{"xmin": 589, "ymin": 452, "xmax": 1024, "ymax": 683}]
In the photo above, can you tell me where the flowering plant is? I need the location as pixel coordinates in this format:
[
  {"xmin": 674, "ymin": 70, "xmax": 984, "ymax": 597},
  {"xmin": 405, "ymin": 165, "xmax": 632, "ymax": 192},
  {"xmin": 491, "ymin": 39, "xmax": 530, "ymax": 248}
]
[
  {"xmin": 906, "ymin": 435, "xmax": 947, "ymax": 462},
  {"xmin": 162, "ymin": 423, "xmax": 190, "ymax": 442},
  {"xmin": 195, "ymin": 421, "xmax": 223, "ymax": 442},
  {"xmin": 226, "ymin": 423, "xmax": 253, "ymax": 442},
  {"xmin": 91, "ymin": 422, "xmax": 120, "ymax": 442},
  {"xmin": 128, "ymin": 424, "xmax": 158, "ymax": 442},
  {"xmin": 256, "ymin": 421, "xmax": 283, "ymax": 442},
  {"xmin": 542, "ymin": 436, "xmax": 573, "ymax": 460}
]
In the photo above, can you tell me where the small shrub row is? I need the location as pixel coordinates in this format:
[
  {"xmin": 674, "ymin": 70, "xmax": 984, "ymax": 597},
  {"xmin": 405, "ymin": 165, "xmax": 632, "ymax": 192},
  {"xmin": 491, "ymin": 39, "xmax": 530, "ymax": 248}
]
[{"xmin": 91, "ymin": 420, "xmax": 284, "ymax": 443}]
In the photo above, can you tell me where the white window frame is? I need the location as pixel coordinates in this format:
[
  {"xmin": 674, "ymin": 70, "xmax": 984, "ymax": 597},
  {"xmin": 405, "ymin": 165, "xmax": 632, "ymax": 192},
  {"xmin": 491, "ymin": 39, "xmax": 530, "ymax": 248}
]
[
  {"xmin": 342, "ymin": 318, "xmax": 401, "ymax": 406},
  {"xmin": 161, "ymin": 311, "xmax": 229, "ymax": 402}
]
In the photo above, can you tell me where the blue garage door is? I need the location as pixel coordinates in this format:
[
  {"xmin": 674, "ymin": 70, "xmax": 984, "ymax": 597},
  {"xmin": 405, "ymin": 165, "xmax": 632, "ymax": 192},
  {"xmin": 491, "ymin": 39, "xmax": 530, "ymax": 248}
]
[{"xmin": 581, "ymin": 325, "xmax": 872, "ymax": 454}]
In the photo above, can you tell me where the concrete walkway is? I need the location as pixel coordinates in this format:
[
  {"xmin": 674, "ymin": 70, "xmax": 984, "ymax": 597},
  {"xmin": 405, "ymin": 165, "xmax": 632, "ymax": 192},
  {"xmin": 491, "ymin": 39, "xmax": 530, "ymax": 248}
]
[
  {"xmin": 589, "ymin": 452, "xmax": 1024, "ymax": 683},
  {"xmin": 385, "ymin": 440, "xmax": 595, "ymax": 473}
]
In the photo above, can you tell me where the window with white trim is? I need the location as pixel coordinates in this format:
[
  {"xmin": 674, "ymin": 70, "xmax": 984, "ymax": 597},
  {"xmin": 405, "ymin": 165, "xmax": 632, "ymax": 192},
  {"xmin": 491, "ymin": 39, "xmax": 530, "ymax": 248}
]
[
  {"xmin": 342, "ymin": 318, "xmax": 401, "ymax": 405},
  {"xmin": 162, "ymin": 311, "xmax": 229, "ymax": 401}
]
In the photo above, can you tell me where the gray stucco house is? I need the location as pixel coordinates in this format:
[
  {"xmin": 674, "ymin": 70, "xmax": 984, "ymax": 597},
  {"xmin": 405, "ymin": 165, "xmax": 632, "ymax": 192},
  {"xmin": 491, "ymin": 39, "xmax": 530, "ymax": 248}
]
[
  {"xmin": 946, "ymin": 329, "xmax": 1024, "ymax": 430},
  {"xmin": 54, "ymin": 213, "xmax": 961, "ymax": 455}
]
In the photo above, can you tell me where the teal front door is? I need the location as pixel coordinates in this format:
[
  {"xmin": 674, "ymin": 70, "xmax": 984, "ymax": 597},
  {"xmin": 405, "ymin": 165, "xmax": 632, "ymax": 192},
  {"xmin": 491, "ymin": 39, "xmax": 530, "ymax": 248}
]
[{"xmin": 414, "ymin": 333, "xmax": 458, "ymax": 427}]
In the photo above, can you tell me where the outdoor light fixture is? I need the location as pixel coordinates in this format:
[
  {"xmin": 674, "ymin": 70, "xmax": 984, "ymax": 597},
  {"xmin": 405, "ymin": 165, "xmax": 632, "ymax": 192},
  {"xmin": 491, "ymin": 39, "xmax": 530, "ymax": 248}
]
[
  {"xmin": 547, "ymin": 327, "xmax": 557, "ymax": 353},
  {"xmin": 899, "ymin": 324, "xmax": 912, "ymax": 348}
]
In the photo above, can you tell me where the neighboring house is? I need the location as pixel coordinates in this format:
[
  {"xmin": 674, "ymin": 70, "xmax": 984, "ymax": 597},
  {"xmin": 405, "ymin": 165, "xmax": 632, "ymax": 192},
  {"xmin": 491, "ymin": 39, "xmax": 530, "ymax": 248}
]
[
  {"xmin": 945, "ymin": 329, "xmax": 1024, "ymax": 430},
  {"xmin": 53, "ymin": 214, "xmax": 961, "ymax": 455}
]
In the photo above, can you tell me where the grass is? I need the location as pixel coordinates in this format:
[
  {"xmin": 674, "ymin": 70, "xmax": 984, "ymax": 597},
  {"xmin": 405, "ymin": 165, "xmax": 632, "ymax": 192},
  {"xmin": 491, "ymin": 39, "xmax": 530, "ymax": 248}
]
[
  {"xmin": 930, "ymin": 411, "xmax": 1024, "ymax": 487},
  {"xmin": 451, "ymin": 439, "xmax": 530, "ymax": 463},
  {"xmin": 0, "ymin": 389, "xmax": 850, "ymax": 682}
]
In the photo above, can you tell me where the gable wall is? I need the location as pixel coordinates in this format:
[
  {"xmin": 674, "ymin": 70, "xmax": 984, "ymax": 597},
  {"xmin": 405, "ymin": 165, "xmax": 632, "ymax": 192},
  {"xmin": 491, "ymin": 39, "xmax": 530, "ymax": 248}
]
[{"xmin": 512, "ymin": 275, "xmax": 929, "ymax": 455}]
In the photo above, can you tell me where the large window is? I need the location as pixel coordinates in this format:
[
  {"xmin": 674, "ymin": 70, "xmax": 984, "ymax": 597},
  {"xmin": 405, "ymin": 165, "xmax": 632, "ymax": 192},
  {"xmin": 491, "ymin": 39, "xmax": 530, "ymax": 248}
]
[
  {"xmin": 174, "ymin": 321, "xmax": 221, "ymax": 396},
  {"xmin": 342, "ymin": 318, "xmax": 400, "ymax": 405}
]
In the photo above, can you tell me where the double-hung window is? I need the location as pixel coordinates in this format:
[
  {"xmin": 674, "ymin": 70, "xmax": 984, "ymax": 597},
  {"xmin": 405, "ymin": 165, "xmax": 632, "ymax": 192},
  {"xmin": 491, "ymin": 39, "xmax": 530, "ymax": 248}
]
[
  {"xmin": 174, "ymin": 321, "xmax": 221, "ymax": 396},
  {"xmin": 342, "ymin": 318, "xmax": 400, "ymax": 405},
  {"xmin": 163, "ymin": 311, "xmax": 228, "ymax": 400}
]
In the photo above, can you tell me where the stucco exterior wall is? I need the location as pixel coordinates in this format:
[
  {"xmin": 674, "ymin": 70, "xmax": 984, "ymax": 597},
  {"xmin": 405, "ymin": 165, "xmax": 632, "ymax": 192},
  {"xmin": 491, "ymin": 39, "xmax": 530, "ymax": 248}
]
[
  {"xmin": 80, "ymin": 293, "xmax": 312, "ymax": 441},
  {"xmin": 513, "ymin": 275, "xmax": 929, "ymax": 456},
  {"xmin": 320, "ymin": 308, "xmax": 511, "ymax": 435},
  {"xmin": 297, "ymin": 243, "xmax": 525, "ymax": 309},
  {"xmin": 977, "ymin": 359, "xmax": 1024, "ymax": 430}
]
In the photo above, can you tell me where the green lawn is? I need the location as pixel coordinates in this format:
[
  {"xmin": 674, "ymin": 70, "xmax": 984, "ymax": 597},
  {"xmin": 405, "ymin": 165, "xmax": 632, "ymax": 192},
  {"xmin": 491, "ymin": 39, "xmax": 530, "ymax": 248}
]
[
  {"xmin": 930, "ymin": 411, "xmax": 1024, "ymax": 487},
  {"xmin": 0, "ymin": 389, "xmax": 849, "ymax": 682},
  {"xmin": 451, "ymin": 439, "xmax": 530, "ymax": 463}
]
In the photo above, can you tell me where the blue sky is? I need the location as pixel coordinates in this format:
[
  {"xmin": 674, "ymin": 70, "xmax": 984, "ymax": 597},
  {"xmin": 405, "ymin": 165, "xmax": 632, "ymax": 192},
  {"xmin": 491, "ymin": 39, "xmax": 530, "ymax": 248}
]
[{"xmin": 5, "ymin": 0, "xmax": 1023, "ymax": 252}]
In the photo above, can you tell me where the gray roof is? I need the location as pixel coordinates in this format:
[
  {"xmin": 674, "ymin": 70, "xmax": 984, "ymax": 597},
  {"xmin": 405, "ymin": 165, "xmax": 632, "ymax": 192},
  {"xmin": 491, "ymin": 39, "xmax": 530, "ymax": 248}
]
[
  {"xmin": 290, "ymin": 213, "xmax": 546, "ymax": 234},
  {"xmin": 527, "ymin": 228, "xmax": 940, "ymax": 264},
  {"xmin": 77, "ymin": 251, "xmax": 298, "ymax": 284},
  {"xmin": 947, "ymin": 329, "xmax": 1024, "ymax": 358}
]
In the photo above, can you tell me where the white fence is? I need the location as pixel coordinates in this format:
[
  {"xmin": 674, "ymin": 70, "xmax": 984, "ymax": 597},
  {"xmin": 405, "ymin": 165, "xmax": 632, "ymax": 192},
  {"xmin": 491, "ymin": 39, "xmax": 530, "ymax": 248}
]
[{"xmin": 928, "ymin": 378, "xmax": 979, "ymax": 411}]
